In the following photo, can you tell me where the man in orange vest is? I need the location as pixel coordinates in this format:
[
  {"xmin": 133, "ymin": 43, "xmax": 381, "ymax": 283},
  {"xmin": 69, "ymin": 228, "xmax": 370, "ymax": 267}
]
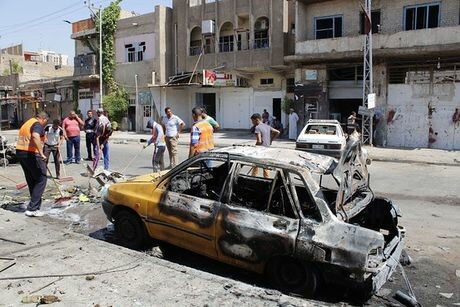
[
  {"xmin": 189, "ymin": 107, "xmax": 214, "ymax": 158},
  {"xmin": 16, "ymin": 112, "xmax": 49, "ymax": 217}
]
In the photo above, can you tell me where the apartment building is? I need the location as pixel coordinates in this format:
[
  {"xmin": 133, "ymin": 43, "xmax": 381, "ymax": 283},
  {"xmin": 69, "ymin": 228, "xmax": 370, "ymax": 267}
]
[
  {"xmin": 114, "ymin": 6, "xmax": 172, "ymax": 131},
  {"xmin": 159, "ymin": 0, "xmax": 295, "ymax": 129},
  {"xmin": 286, "ymin": 0, "xmax": 460, "ymax": 149}
]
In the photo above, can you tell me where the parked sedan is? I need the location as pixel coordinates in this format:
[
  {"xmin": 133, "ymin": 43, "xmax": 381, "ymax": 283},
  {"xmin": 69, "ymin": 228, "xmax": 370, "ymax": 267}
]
[
  {"xmin": 101, "ymin": 134, "xmax": 404, "ymax": 300},
  {"xmin": 296, "ymin": 119, "xmax": 346, "ymax": 158}
]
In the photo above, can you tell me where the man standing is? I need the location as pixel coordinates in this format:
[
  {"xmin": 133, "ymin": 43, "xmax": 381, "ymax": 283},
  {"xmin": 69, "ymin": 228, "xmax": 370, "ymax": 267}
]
[
  {"xmin": 288, "ymin": 108, "xmax": 299, "ymax": 140},
  {"xmin": 201, "ymin": 107, "xmax": 220, "ymax": 131},
  {"xmin": 94, "ymin": 108, "xmax": 111, "ymax": 170},
  {"xmin": 189, "ymin": 107, "xmax": 214, "ymax": 158},
  {"xmin": 84, "ymin": 110, "xmax": 97, "ymax": 161},
  {"xmin": 44, "ymin": 119, "xmax": 64, "ymax": 179},
  {"xmin": 16, "ymin": 112, "xmax": 49, "ymax": 217},
  {"xmin": 144, "ymin": 119, "xmax": 166, "ymax": 172},
  {"xmin": 162, "ymin": 107, "xmax": 185, "ymax": 168},
  {"xmin": 250, "ymin": 113, "xmax": 280, "ymax": 178},
  {"xmin": 62, "ymin": 110, "xmax": 84, "ymax": 164},
  {"xmin": 347, "ymin": 111, "xmax": 358, "ymax": 134}
]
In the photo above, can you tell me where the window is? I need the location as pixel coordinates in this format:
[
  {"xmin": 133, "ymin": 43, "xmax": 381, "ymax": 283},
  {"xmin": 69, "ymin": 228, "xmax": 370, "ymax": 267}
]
[
  {"xmin": 236, "ymin": 30, "xmax": 250, "ymax": 50},
  {"xmin": 315, "ymin": 15, "xmax": 343, "ymax": 39},
  {"xmin": 229, "ymin": 163, "xmax": 296, "ymax": 219},
  {"xmin": 143, "ymin": 105, "xmax": 151, "ymax": 117},
  {"xmin": 190, "ymin": 0, "xmax": 201, "ymax": 7},
  {"xmin": 125, "ymin": 42, "xmax": 146, "ymax": 62},
  {"xmin": 168, "ymin": 159, "xmax": 230, "ymax": 201},
  {"xmin": 404, "ymin": 4, "xmax": 440, "ymax": 30},
  {"xmin": 360, "ymin": 10, "xmax": 381, "ymax": 34},
  {"xmin": 288, "ymin": 172, "xmax": 321, "ymax": 222},
  {"xmin": 254, "ymin": 17, "xmax": 270, "ymax": 49},
  {"xmin": 286, "ymin": 78, "xmax": 295, "ymax": 93},
  {"xmin": 260, "ymin": 78, "xmax": 274, "ymax": 85}
]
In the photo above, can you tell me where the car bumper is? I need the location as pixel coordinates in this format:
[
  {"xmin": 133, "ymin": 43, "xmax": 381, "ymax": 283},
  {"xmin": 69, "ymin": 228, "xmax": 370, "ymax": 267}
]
[
  {"xmin": 102, "ymin": 199, "xmax": 115, "ymax": 222},
  {"xmin": 370, "ymin": 226, "xmax": 406, "ymax": 293},
  {"xmin": 295, "ymin": 146, "xmax": 343, "ymax": 158}
]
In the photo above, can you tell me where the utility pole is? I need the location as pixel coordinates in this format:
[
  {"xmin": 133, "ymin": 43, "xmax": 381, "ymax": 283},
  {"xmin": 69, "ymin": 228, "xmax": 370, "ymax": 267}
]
[
  {"xmin": 135, "ymin": 74, "xmax": 139, "ymax": 132},
  {"xmin": 362, "ymin": 0, "xmax": 374, "ymax": 145},
  {"xmin": 85, "ymin": 0, "xmax": 103, "ymax": 109}
]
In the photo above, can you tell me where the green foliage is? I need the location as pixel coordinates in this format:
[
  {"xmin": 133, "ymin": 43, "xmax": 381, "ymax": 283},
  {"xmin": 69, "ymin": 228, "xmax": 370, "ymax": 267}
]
[
  {"xmin": 72, "ymin": 81, "xmax": 79, "ymax": 110},
  {"xmin": 95, "ymin": 0, "xmax": 122, "ymax": 94},
  {"xmin": 2, "ymin": 59, "xmax": 23, "ymax": 76},
  {"xmin": 282, "ymin": 96, "xmax": 295, "ymax": 114},
  {"xmin": 103, "ymin": 88, "xmax": 128, "ymax": 123}
]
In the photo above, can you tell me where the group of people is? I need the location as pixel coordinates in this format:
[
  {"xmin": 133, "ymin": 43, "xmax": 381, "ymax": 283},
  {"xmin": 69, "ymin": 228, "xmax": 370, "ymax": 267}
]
[{"xmin": 15, "ymin": 108, "xmax": 111, "ymax": 217}]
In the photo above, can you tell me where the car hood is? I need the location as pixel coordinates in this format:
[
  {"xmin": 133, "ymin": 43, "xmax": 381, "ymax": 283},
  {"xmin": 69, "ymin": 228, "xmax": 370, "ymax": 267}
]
[
  {"xmin": 128, "ymin": 170, "xmax": 169, "ymax": 183},
  {"xmin": 333, "ymin": 132, "xmax": 369, "ymax": 214}
]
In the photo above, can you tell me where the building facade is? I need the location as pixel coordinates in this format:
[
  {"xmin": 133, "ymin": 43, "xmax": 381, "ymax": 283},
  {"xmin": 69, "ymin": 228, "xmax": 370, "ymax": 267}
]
[
  {"xmin": 159, "ymin": 0, "xmax": 295, "ymax": 129},
  {"xmin": 114, "ymin": 6, "xmax": 172, "ymax": 131},
  {"xmin": 287, "ymin": 0, "xmax": 460, "ymax": 149}
]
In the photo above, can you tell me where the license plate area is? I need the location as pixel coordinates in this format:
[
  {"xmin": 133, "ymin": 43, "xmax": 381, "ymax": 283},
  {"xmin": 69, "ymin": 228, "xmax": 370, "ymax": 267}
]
[{"xmin": 312, "ymin": 144, "xmax": 324, "ymax": 149}]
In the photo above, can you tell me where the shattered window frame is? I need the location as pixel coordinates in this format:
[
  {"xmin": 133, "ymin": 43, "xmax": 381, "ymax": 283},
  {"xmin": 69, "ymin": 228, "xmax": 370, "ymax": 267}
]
[{"xmin": 287, "ymin": 171, "xmax": 323, "ymax": 222}]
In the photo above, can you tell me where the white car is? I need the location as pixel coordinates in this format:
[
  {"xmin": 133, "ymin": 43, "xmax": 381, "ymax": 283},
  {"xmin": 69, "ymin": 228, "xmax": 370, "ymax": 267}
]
[{"xmin": 296, "ymin": 119, "xmax": 346, "ymax": 158}]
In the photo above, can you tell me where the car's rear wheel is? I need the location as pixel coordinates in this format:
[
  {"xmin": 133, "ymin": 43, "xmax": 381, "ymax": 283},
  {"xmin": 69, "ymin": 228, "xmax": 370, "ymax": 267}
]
[
  {"xmin": 114, "ymin": 209, "xmax": 148, "ymax": 250},
  {"xmin": 267, "ymin": 257, "xmax": 317, "ymax": 297}
]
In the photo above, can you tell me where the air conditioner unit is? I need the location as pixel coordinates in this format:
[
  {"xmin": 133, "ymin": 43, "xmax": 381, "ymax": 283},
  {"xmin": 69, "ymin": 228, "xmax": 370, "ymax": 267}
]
[
  {"xmin": 260, "ymin": 20, "xmax": 268, "ymax": 30},
  {"xmin": 202, "ymin": 20, "xmax": 215, "ymax": 34}
]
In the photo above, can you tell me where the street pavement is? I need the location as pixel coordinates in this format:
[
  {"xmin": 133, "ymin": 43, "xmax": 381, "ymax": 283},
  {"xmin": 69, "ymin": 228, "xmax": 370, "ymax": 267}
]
[{"xmin": 0, "ymin": 132, "xmax": 459, "ymax": 305}]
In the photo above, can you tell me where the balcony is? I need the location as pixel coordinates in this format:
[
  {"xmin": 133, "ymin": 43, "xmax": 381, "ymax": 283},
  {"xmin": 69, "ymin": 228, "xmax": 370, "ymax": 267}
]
[
  {"xmin": 71, "ymin": 18, "xmax": 97, "ymax": 39},
  {"xmin": 73, "ymin": 54, "xmax": 97, "ymax": 77},
  {"xmin": 287, "ymin": 26, "xmax": 460, "ymax": 63}
]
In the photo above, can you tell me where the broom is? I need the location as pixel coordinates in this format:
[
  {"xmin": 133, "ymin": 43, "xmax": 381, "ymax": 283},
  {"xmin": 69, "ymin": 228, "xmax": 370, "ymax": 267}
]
[
  {"xmin": 46, "ymin": 165, "xmax": 72, "ymax": 203},
  {"xmin": 0, "ymin": 174, "xmax": 27, "ymax": 190},
  {"xmin": 57, "ymin": 149, "xmax": 74, "ymax": 183}
]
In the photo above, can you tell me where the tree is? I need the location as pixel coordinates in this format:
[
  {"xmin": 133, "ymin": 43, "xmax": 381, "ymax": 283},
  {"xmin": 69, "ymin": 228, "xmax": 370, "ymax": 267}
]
[
  {"xmin": 2, "ymin": 59, "xmax": 23, "ymax": 76},
  {"xmin": 103, "ymin": 88, "xmax": 128, "ymax": 123}
]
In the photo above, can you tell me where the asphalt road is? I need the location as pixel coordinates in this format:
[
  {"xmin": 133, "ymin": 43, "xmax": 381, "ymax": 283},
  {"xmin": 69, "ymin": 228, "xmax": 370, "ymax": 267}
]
[{"xmin": 1, "ymin": 142, "xmax": 459, "ymax": 305}]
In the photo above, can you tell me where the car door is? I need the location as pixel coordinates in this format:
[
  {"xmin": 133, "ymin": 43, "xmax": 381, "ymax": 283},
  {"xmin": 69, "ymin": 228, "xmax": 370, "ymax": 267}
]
[
  {"xmin": 215, "ymin": 163, "xmax": 300, "ymax": 272},
  {"xmin": 147, "ymin": 157, "xmax": 231, "ymax": 259}
]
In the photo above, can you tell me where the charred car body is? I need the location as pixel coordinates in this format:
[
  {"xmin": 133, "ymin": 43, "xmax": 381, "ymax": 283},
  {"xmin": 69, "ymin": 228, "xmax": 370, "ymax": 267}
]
[{"xmin": 101, "ymin": 133, "xmax": 405, "ymax": 299}]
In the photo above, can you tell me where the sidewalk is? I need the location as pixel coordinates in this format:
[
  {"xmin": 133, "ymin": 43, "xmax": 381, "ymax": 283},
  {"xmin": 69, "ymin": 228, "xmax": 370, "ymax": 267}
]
[
  {"xmin": 0, "ymin": 209, "xmax": 326, "ymax": 306},
  {"xmin": 2, "ymin": 129, "xmax": 460, "ymax": 166}
]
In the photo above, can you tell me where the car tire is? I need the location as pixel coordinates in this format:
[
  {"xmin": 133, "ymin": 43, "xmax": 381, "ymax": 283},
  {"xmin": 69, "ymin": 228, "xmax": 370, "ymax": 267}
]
[
  {"xmin": 114, "ymin": 210, "xmax": 148, "ymax": 250},
  {"xmin": 267, "ymin": 258, "xmax": 317, "ymax": 297}
]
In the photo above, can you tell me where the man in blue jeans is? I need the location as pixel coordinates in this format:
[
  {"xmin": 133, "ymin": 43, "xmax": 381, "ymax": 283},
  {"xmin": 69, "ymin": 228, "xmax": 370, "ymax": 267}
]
[
  {"xmin": 93, "ymin": 108, "xmax": 112, "ymax": 170},
  {"xmin": 62, "ymin": 111, "xmax": 84, "ymax": 164}
]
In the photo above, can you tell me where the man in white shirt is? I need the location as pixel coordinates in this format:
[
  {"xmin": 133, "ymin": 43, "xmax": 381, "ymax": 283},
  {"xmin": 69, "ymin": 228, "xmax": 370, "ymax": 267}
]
[
  {"xmin": 44, "ymin": 119, "xmax": 64, "ymax": 178},
  {"xmin": 161, "ymin": 107, "xmax": 185, "ymax": 168},
  {"xmin": 250, "ymin": 113, "xmax": 280, "ymax": 178},
  {"xmin": 94, "ymin": 108, "xmax": 112, "ymax": 170},
  {"xmin": 288, "ymin": 108, "xmax": 299, "ymax": 140}
]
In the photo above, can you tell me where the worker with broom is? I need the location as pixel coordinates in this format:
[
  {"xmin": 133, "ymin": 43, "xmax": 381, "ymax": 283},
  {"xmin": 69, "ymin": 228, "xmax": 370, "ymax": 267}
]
[
  {"xmin": 43, "ymin": 119, "xmax": 64, "ymax": 179},
  {"xmin": 93, "ymin": 108, "xmax": 112, "ymax": 171},
  {"xmin": 15, "ymin": 112, "xmax": 49, "ymax": 217},
  {"xmin": 144, "ymin": 119, "xmax": 166, "ymax": 172}
]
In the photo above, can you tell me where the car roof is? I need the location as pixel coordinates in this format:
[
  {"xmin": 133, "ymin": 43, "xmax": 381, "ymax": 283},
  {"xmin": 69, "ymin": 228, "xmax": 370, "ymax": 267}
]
[
  {"xmin": 212, "ymin": 146, "xmax": 336, "ymax": 174},
  {"xmin": 307, "ymin": 119, "xmax": 341, "ymax": 125}
]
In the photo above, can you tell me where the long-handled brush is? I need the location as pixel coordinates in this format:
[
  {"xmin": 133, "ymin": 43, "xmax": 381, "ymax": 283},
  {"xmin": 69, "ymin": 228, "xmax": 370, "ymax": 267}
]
[
  {"xmin": 0, "ymin": 173, "xmax": 27, "ymax": 190},
  {"xmin": 57, "ymin": 150, "xmax": 74, "ymax": 183},
  {"xmin": 46, "ymin": 165, "xmax": 72, "ymax": 203}
]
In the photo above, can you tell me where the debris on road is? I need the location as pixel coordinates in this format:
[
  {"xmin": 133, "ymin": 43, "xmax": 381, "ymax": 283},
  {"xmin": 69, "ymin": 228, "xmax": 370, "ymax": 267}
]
[
  {"xmin": 29, "ymin": 277, "xmax": 63, "ymax": 294},
  {"xmin": 0, "ymin": 237, "xmax": 25, "ymax": 245},
  {"xmin": 21, "ymin": 295, "xmax": 60, "ymax": 304},
  {"xmin": 439, "ymin": 292, "xmax": 453, "ymax": 299}
]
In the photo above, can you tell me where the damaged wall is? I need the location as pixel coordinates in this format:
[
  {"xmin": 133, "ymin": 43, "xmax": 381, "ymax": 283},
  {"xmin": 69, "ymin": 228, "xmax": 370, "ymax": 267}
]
[{"xmin": 386, "ymin": 81, "xmax": 460, "ymax": 150}]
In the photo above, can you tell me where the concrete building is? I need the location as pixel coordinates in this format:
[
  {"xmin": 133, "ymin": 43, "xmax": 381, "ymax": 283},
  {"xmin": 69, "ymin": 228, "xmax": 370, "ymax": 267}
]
[
  {"xmin": 286, "ymin": 0, "xmax": 460, "ymax": 149},
  {"xmin": 114, "ymin": 6, "xmax": 172, "ymax": 131},
  {"xmin": 156, "ymin": 0, "xmax": 296, "ymax": 129}
]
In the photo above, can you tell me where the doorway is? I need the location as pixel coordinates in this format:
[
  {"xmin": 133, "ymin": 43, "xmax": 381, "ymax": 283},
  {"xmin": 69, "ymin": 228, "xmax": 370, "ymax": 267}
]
[
  {"xmin": 128, "ymin": 106, "xmax": 136, "ymax": 131},
  {"xmin": 196, "ymin": 93, "xmax": 216, "ymax": 119},
  {"xmin": 329, "ymin": 99, "xmax": 362, "ymax": 126},
  {"xmin": 272, "ymin": 98, "xmax": 281, "ymax": 120}
]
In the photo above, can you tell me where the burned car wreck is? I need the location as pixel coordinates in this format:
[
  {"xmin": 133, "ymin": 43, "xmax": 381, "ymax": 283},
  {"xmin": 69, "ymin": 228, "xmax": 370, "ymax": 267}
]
[{"xmin": 101, "ymin": 133, "xmax": 405, "ymax": 300}]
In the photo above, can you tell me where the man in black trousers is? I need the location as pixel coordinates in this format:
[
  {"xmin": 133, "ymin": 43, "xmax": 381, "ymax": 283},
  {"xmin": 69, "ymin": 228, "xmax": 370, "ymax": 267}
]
[
  {"xmin": 84, "ymin": 110, "xmax": 97, "ymax": 161},
  {"xmin": 15, "ymin": 112, "xmax": 49, "ymax": 217}
]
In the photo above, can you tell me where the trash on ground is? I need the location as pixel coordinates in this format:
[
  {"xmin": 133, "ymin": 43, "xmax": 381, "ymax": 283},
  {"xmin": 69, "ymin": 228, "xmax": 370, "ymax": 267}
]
[
  {"xmin": 21, "ymin": 295, "xmax": 60, "ymax": 304},
  {"xmin": 439, "ymin": 292, "xmax": 453, "ymax": 299}
]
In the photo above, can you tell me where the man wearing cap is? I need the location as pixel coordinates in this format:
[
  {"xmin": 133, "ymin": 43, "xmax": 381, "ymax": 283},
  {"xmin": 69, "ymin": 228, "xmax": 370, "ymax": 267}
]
[
  {"xmin": 16, "ymin": 112, "xmax": 49, "ymax": 217},
  {"xmin": 94, "ymin": 108, "xmax": 111, "ymax": 170}
]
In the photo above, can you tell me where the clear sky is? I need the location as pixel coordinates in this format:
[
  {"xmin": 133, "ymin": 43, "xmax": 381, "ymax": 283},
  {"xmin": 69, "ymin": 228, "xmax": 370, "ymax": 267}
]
[{"xmin": 0, "ymin": 0, "xmax": 172, "ymax": 61}]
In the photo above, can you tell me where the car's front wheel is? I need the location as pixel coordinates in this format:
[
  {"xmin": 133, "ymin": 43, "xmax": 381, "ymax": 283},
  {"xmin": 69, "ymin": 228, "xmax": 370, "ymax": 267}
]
[
  {"xmin": 114, "ymin": 209, "xmax": 148, "ymax": 250},
  {"xmin": 266, "ymin": 257, "xmax": 317, "ymax": 297}
]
